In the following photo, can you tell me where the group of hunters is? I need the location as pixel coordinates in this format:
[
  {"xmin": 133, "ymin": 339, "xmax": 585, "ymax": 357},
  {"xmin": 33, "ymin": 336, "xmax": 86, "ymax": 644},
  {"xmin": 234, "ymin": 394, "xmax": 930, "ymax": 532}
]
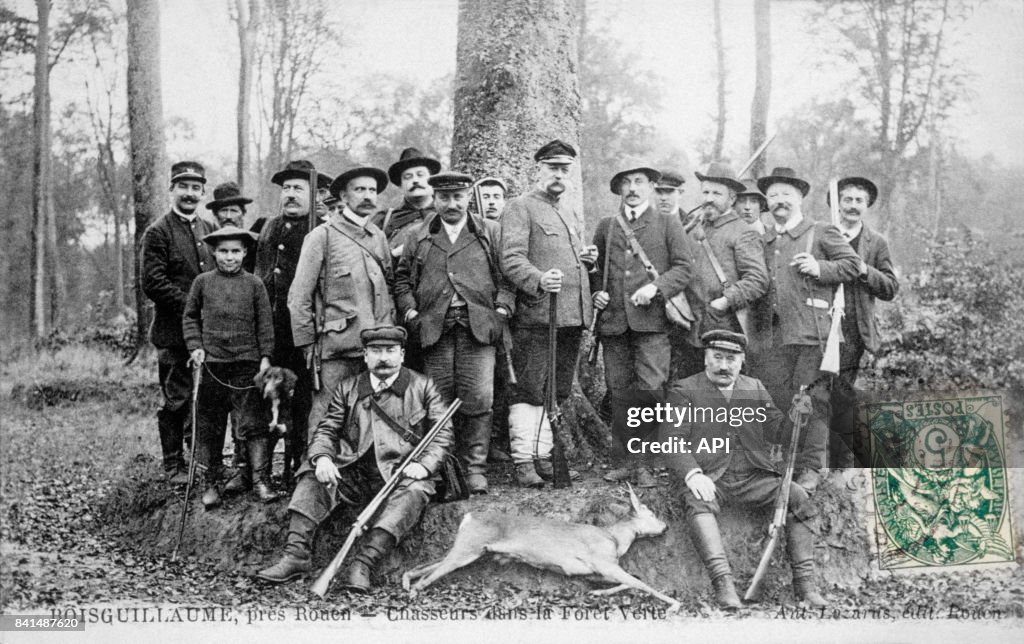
[{"xmin": 140, "ymin": 139, "xmax": 898, "ymax": 608}]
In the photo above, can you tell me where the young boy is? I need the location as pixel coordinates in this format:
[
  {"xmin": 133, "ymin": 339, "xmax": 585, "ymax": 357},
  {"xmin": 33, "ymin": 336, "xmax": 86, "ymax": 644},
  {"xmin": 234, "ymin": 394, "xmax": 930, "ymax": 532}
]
[{"xmin": 183, "ymin": 226, "xmax": 277, "ymax": 509}]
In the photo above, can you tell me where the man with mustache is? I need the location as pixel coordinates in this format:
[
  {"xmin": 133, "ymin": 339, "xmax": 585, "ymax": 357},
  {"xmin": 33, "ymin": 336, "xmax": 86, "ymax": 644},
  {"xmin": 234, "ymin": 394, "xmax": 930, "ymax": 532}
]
[
  {"xmin": 752, "ymin": 167, "xmax": 859, "ymax": 491},
  {"xmin": 662, "ymin": 330, "xmax": 827, "ymax": 610},
  {"xmin": 500, "ymin": 140, "xmax": 597, "ymax": 487},
  {"xmin": 289, "ymin": 165, "xmax": 396, "ymax": 432},
  {"xmin": 591, "ymin": 163, "xmax": 691, "ymax": 487},
  {"xmin": 248, "ymin": 160, "xmax": 330, "ymax": 491},
  {"xmin": 257, "ymin": 326, "xmax": 454, "ymax": 591},
  {"xmin": 676, "ymin": 162, "xmax": 769, "ymax": 380},
  {"xmin": 473, "ymin": 176, "xmax": 508, "ymax": 220},
  {"xmin": 141, "ymin": 161, "xmax": 216, "ymax": 485},
  {"xmin": 371, "ymin": 147, "xmax": 441, "ymax": 258},
  {"xmin": 827, "ymin": 177, "xmax": 898, "ymax": 468},
  {"xmin": 206, "ymin": 181, "xmax": 257, "ymax": 273},
  {"xmin": 394, "ymin": 172, "xmax": 515, "ymax": 495}
]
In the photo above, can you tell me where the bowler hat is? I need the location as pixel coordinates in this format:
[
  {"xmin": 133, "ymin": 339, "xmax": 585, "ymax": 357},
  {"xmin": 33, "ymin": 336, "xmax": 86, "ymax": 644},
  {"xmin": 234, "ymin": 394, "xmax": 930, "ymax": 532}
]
[
  {"xmin": 695, "ymin": 161, "xmax": 746, "ymax": 194},
  {"xmin": 701, "ymin": 329, "xmax": 747, "ymax": 354},
  {"xmin": 534, "ymin": 139, "xmax": 577, "ymax": 164},
  {"xmin": 757, "ymin": 167, "xmax": 810, "ymax": 197},
  {"xmin": 388, "ymin": 147, "xmax": 441, "ymax": 186},
  {"xmin": 205, "ymin": 182, "xmax": 253, "ymax": 211},
  {"xmin": 827, "ymin": 176, "xmax": 878, "ymax": 208},
  {"xmin": 655, "ymin": 170, "xmax": 686, "ymax": 189},
  {"xmin": 170, "ymin": 161, "xmax": 206, "ymax": 185},
  {"xmin": 428, "ymin": 171, "xmax": 474, "ymax": 192},
  {"xmin": 202, "ymin": 225, "xmax": 259, "ymax": 247},
  {"xmin": 271, "ymin": 159, "xmax": 331, "ymax": 190},
  {"xmin": 736, "ymin": 179, "xmax": 768, "ymax": 211},
  {"xmin": 610, "ymin": 164, "xmax": 661, "ymax": 195},
  {"xmin": 361, "ymin": 325, "xmax": 408, "ymax": 348},
  {"xmin": 330, "ymin": 165, "xmax": 389, "ymax": 197}
]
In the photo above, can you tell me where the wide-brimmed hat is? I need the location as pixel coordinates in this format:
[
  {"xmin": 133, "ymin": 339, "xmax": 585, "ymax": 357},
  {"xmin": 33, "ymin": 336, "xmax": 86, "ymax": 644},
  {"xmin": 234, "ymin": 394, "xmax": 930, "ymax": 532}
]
[
  {"xmin": 202, "ymin": 225, "xmax": 259, "ymax": 247},
  {"xmin": 695, "ymin": 161, "xmax": 746, "ymax": 193},
  {"xmin": 610, "ymin": 164, "xmax": 661, "ymax": 195},
  {"xmin": 655, "ymin": 170, "xmax": 686, "ymax": 190},
  {"xmin": 329, "ymin": 165, "xmax": 388, "ymax": 197},
  {"xmin": 361, "ymin": 325, "xmax": 407, "ymax": 348},
  {"xmin": 534, "ymin": 139, "xmax": 578, "ymax": 165},
  {"xmin": 205, "ymin": 182, "xmax": 253, "ymax": 211},
  {"xmin": 736, "ymin": 179, "xmax": 768, "ymax": 211},
  {"xmin": 701, "ymin": 329, "xmax": 747, "ymax": 354},
  {"xmin": 170, "ymin": 160, "xmax": 206, "ymax": 185},
  {"xmin": 827, "ymin": 176, "xmax": 879, "ymax": 208},
  {"xmin": 271, "ymin": 159, "xmax": 331, "ymax": 189},
  {"xmin": 388, "ymin": 147, "xmax": 441, "ymax": 186},
  {"xmin": 757, "ymin": 166, "xmax": 810, "ymax": 197}
]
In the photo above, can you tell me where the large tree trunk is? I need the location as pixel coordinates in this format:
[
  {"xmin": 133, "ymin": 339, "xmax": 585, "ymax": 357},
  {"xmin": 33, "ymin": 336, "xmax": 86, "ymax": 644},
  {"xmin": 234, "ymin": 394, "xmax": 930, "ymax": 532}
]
[
  {"xmin": 235, "ymin": 0, "xmax": 258, "ymax": 197},
  {"xmin": 711, "ymin": 0, "xmax": 726, "ymax": 160},
  {"xmin": 749, "ymin": 0, "xmax": 771, "ymax": 177},
  {"xmin": 31, "ymin": 0, "xmax": 52, "ymax": 339},
  {"xmin": 126, "ymin": 0, "xmax": 165, "ymax": 352},
  {"xmin": 451, "ymin": 0, "xmax": 605, "ymax": 460}
]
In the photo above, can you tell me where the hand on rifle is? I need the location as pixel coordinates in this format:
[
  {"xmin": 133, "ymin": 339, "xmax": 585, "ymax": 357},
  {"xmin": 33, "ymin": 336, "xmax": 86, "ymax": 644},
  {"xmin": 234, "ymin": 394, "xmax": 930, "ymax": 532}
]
[
  {"xmin": 592, "ymin": 290, "xmax": 610, "ymax": 311},
  {"xmin": 579, "ymin": 244, "xmax": 599, "ymax": 267},
  {"xmin": 539, "ymin": 269, "xmax": 563, "ymax": 293},
  {"xmin": 302, "ymin": 345, "xmax": 314, "ymax": 368},
  {"xmin": 391, "ymin": 244, "xmax": 404, "ymax": 258},
  {"xmin": 405, "ymin": 309, "xmax": 419, "ymax": 323},
  {"xmin": 189, "ymin": 348, "xmax": 205, "ymax": 366},
  {"xmin": 402, "ymin": 462, "xmax": 429, "ymax": 480},
  {"xmin": 685, "ymin": 470, "xmax": 716, "ymax": 502},
  {"xmin": 630, "ymin": 283, "xmax": 658, "ymax": 307},
  {"xmin": 789, "ymin": 391, "xmax": 812, "ymax": 424},
  {"xmin": 709, "ymin": 296, "xmax": 729, "ymax": 312},
  {"xmin": 314, "ymin": 455, "xmax": 341, "ymax": 486},
  {"xmin": 495, "ymin": 306, "xmax": 510, "ymax": 318},
  {"xmin": 790, "ymin": 252, "xmax": 820, "ymax": 278}
]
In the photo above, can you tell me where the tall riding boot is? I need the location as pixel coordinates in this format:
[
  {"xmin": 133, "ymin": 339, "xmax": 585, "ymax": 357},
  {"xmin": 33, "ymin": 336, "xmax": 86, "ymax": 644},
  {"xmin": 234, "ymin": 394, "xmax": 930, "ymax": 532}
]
[
  {"xmin": 787, "ymin": 518, "xmax": 827, "ymax": 607},
  {"xmin": 462, "ymin": 413, "xmax": 492, "ymax": 494},
  {"xmin": 687, "ymin": 513, "xmax": 741, "ymax": 610},
  {"xmin": 256, "ymin": 512, "xmax": 315, "ymax": 583},
  {"xmin": 508, "ymin": 403, "xmax": 544, "ymax": 488},
  {"xmin": 343, "ymin": 527, "xmax": 396, "ymax": 593},
  {"xmin": 249, "ymin": 439, "xmax": 281, "ymax": 503},
  {"xmin": 224, "ymin": 439, "xmax": 252, "ymax": 495}
]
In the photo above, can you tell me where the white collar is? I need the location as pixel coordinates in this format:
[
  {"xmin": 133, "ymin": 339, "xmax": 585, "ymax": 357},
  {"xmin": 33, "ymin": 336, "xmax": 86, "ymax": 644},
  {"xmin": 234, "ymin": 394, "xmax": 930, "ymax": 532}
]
[
  {"xmin": 775, "ymin": 212, "xmax": 803, "ymax": 234},
  {"xmin": 342, "ymin": 206, "xmax": 369, "ymax": 227},
  {"xmin": 173, "ymin": 208, "xmax": 198, "ymax": 222},
  {"xmin": 625, "ymin": 202, "xmax": 650, "ymax": 220},
  {"xmin": 369, "ymin": 371, "xmax": 400, "ymax": 392},
  {"xmin": 839, "ymin": 221, "xmax": 863, "ymax": 241},
  {"xmin": 441, "ymin": 216, "xmax": 467, "ymax": 242}
]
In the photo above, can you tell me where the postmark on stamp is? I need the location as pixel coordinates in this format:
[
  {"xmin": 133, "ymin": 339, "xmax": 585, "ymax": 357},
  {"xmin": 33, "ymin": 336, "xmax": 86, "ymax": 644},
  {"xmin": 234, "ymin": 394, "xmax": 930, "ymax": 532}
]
[{"xmin": 866, "ymin": 394, "xmax": 1016, "ymax": 571}]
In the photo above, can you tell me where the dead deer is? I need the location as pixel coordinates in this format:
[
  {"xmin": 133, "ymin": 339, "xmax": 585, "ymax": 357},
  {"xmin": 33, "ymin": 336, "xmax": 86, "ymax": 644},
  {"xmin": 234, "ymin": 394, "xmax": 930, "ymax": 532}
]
[{"xmin": 402, "ymin": 485, "xmax": 680, "ymax": 612}]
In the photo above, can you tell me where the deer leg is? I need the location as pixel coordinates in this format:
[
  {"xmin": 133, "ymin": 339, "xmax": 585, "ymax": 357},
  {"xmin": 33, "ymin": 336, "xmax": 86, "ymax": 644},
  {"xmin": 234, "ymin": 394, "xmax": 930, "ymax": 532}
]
[
  {"xmin": 402, "ymin": 559, "xmax": 444, "ymax": 590},
  {"xmin": 409, "ymin": 549, "xmax": 485, "ymax": 596},
  {"xmin": 589, "ymin": 583, "xmax": 631, "ymax": 596},
  {"xmin": 595, "ymin": 563, "xmax": 681, "ymax": 613}
]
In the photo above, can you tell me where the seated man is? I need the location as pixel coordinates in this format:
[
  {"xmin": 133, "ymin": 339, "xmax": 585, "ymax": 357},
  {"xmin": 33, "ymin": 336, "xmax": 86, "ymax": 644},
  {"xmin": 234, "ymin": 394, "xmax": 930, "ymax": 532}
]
[
  {"xmin": 662, "ymin": 330, "xmax": 826, "ymax": 610},
  {"xmin": 256, "ymin": 326, "xmax": 454, "ymax": 592}
]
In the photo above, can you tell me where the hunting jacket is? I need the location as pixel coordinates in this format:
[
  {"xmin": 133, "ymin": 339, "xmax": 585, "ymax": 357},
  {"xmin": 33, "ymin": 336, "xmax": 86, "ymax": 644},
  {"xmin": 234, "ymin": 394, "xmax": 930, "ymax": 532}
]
[{"xmin": 845, "ymin": 224, "xmax": 899, "ymax": 353}]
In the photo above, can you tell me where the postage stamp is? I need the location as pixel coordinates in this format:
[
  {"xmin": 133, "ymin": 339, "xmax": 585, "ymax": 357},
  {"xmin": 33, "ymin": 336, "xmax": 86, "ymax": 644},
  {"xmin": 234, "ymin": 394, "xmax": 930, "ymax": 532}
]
[{"xmin": 866, "ymin": 394, "xmax": 1017, "ymax": 571}]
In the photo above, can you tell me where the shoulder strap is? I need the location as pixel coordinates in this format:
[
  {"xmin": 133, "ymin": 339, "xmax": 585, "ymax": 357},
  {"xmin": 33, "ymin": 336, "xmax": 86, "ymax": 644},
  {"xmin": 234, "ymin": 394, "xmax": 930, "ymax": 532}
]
[
  {"xmin": 700, "ymin": 239, "xmax": 729, "ymax": 286},
  {"xmin": 613, "ymin": 212, "xmax": 659, "ymax": 279},
  {"xmin": 329, "ymin": 220, "xmax": 389, "ymax": 276},
  {"xmin": 600, "ymin": 219, "xmax": 613, "ymax": 292},
  {"xmin": 367, "ymin": 395, "xmax": 423, "ymax": 444}
]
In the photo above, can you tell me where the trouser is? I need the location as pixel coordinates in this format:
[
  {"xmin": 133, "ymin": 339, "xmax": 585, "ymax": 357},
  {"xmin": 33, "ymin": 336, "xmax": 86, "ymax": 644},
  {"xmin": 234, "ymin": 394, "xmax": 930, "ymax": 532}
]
[
  {"xmin": 491, "ymin": 342, "xmax": 512, "ymax": 454},
  {"xmin": 602, "ymin": 330, "xmax": 670, "ymax": 464},
  {"xmin": 422, "ymin": 311, "xmax": 495, "ymax": 475},
  {"xmin": 284, "ymin": 451, "xmax": 434, "ymax": 558},
  {"xmin": 195, "ymin": 361, "xmax": 265, "ymax": 478},
  {"xmin": 309, "ymin": 356, "xmax": 364, "ymax": 439},
  {"xmin": 760, "ymin": 344, "xmax": 831, "ymax": 471},
  {"xmin": 829, "ymin": 334, "xmax": 869, "ymax": 467},
  {"xmin": 157, "ymin": 348, "xmax": 192, "ymax": 471},
  {"xmin": 272, "ymin": 347, "xmax": 313, "ymax": 455}
]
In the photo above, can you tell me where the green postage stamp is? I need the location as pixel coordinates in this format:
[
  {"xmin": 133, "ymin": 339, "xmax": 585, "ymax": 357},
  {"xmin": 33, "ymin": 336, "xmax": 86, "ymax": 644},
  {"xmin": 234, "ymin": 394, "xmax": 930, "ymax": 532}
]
[{"xmin": 867, "ymin": 394, "xmax": 1017, "ymax": 571}]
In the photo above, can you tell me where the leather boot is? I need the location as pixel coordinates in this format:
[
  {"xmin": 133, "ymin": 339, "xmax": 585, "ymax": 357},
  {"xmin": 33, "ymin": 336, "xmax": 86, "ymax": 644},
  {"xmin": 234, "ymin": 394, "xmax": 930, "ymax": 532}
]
[
  {"xmin": 688, "ymin": 513, "xmax": 741, "ymax": 610},
  {"xmin": 787, "ymin": 518, "xmax": 827, "ymax": 607},
  {"xmin": 462, "ymin": 413, "xmax": 491, "ymax": 495},
  {"xmin": 200, "ymin": 470, "xmax": 222, "ymax": 510},
  {"xmin": 635, "ymin": 466, "xmax": 660, "ymax": 488},
  {"xmin": 342, "ymin": 528, "xmax": 396, "ymax": 593},
  {"xmin": 157, "ymin": 407, "xmax": 187, "ymax": 475},
  {"xmin": 223, "ymin": 439, "xmax": 252, "ymax": 495},
  {"xmin": 515, "ymin": 462, "xmax": 544, "ymax": 488},
  {"xmin": 249, "ymin": 439, "xmax": 280, "ymax": 503},
  {"xmin": 256, "ymin": 513, "xmax": 315, "ymax": 583}
]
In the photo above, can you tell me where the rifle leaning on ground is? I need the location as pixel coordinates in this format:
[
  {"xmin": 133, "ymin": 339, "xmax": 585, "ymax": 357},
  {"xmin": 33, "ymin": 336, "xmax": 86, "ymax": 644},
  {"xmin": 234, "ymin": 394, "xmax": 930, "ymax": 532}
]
[
  {"xmin": 171, "ymin": 362, "xmax": 203, "ymax": 562},
  {"xmin": 542, "ymin": 292, "xmax": 572, "ymax": 488},
  {"xmin": 309, "ymin": 398, "xmax": 462, "ymax": 597},
  {"xmin": 744, "ymin": 386, "xmax": 811, "ymax": 602},
  {"xmin": 818, "ymin": 179, "xmax": 845, "ymax": 375}
]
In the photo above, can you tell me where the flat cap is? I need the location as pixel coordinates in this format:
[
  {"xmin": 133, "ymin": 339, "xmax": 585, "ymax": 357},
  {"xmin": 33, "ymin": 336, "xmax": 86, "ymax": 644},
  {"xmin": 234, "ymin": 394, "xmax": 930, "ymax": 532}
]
[
  {"xmin": 701, "ymin": 329, "xmax": 747, "ymax": 354},
  {"xmin": 655, "ymin": 171, "xmax": 686, "ymax": 189},
  {"xmin": 202, "ymin": 225, "xmax": 259, "ymax": 247},
  {"xmin": 428, "ymin": 171, "xmax": 474, "ymax": 192},
  {"xmin": 534, "ymin": 139, "xmax": 577, "ymax": 164},
  {"xmin": 361, "ymin": 325, "xmax": 408, "ymax": 347},
  {"xmin": 170, "ymin": 160, "xmax": 206, "ymax": 185}
]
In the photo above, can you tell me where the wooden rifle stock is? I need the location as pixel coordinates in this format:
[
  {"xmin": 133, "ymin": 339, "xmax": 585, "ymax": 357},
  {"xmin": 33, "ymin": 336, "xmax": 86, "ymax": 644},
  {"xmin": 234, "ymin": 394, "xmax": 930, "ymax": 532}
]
[
  {"xmin": 820, "ymin": 179, "xmax": 845, "ymax": 375},
  {"xmin": 309, "ymin": 398, "xmax": 462, "ymax": 597},
  {"xmin": 744, "ymin": 386, "xmax": 809, "ymax": 602}
]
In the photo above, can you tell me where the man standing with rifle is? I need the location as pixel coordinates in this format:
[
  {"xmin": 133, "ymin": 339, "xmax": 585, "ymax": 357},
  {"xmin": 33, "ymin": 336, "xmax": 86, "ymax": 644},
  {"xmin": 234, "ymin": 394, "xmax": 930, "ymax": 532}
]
[
  {"xmin": 663, "ymin": 330, "xmax": 826, "ymax": 610},
  {"xmin": 257, "ymin": 326, "xmax": 454, "ymax": 590}
]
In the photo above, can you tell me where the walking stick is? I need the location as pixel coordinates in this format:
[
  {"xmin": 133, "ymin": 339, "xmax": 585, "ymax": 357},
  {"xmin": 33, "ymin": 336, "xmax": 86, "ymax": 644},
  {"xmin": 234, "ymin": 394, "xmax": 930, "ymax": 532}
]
[
  {"xmin": 545, "ymin": 292, "xmax": 571, "ymax": 488},
  {"xmin": 171, "ymin": 361, "xmax": 202, "ymax": 562}
]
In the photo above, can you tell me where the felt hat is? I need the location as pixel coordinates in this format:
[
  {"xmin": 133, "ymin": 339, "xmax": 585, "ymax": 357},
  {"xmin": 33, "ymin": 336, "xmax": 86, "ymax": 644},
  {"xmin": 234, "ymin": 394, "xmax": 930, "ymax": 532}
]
[
  {"xmin": 827, "ymin": 176, "xmax": 878, "ymax": 208},
  {"xmin": 329, "ymin": 165, "xmax": 389, "ymax": 197},
  {"xmin": 202, "ymin": 225, "xmax": 259, "ymax": 247},
  {"xmin": 388, "ymin": 147, "xmax": 442, "ymax": 186},
  {"xmin": 736, "ymin": 179, "xmax": 768, "ymax": 211},
  {"xmin": 271, "ymin": 159, "xmax": 331, "ymax": 190},
  {"xmin": 610, "ymin": 164, "xmax": 661, "ymax": 195},
  {"xmin": 757, "ymin": 166, "xmax": 810, "ymax": 197},
  {"xmin": 695, "ymin": 161, "xmax": 746, "ymax": 193},
  {"xmin": 205, "ymin": 182, "xmax": 253, "ymax": 211}
]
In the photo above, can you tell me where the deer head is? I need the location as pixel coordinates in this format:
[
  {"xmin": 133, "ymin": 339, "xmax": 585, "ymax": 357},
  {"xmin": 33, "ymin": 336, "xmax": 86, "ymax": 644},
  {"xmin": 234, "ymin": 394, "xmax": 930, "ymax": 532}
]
[{"xmin": 626, "ymin": 483, "xmax": 667, "ymax": 537}]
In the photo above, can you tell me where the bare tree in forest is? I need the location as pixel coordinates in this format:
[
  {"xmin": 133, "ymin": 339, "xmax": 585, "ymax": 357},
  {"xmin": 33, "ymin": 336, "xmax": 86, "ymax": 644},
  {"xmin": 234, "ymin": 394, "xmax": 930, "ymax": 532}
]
[
  {"xmin": 749, "ymin": 0, "xmax": 771, "ymax": 178},
  {"xmin": 231, "ymin": 0, "xmax": 259, "ymax": 193},
  {"xmin": 126, "ymin": 0, "xmax": 165, "ymax": 351},
  {"xmin": 711, "ymin": 0, "xmax": 727, "ymax": 160},
  {"xmin": 31, "ymin": 0, "xmax": 52, "ymax": 338}
]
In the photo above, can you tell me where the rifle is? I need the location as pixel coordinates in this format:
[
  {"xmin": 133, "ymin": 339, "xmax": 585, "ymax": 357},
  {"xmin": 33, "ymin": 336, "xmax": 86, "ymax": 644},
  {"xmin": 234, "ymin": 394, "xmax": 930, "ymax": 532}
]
[
  {"xmin": 500, "ymin": 324, "xmax": 517, "ymax": 384},
  {"xmin": 684, "ymin": 131, "xmax": 777, "ymax": 234},
  {"xmin": 544, "ymin": 292, "xmax": 571, "ymax": 488},
  {"xmin": 819, "ymin": 179, "xmax": 844, "ymax": 375},
  {"xmin": 309, "ymin": 398, "xmax": 462, "ymax": 597},
  {"xmin": 309, "ymin": 167, "xmax": 323, "ymax": 391},
  {"xmin": 744, "ymin": 386, "xmax": 810, "ymax": 602},
  {"xmin": 587, "ymin": 222, "xmax": 613, "ymax": 365},
  {"xmin": 171, "ymin": 362, "xmax": 203, "ymax": 562}
]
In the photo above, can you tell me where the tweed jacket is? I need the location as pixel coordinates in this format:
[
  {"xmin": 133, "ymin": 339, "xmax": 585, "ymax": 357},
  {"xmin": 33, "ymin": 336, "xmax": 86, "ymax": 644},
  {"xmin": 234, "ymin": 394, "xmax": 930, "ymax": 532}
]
[
  {"xmin": 590, "ymin": 205, "xmax": 692, "ymax": 335},
  {"xmin": 500, "ymin": 189, "xmax": 593, "ymax": 329},
  {"xmin": 394, "ymin": 214, "xmax": 515, "ymax": 348},
  {"xmin": 306, "ymin": 367, "xmax": 454, "ymax": 479},
  {"xmin": 288, "ymin": 212, "xmax": 395, "ymax": 359},
  {"xmin": 662, "ymin": 372, "xmax": 787, "ymax": 480},
  {"xmin": 141, "ymin": 211, "xmax": 216, "ymax": 349},
  {"xmin": 846, "ymin": 224, "xmax": 899, "ymax": 353}
]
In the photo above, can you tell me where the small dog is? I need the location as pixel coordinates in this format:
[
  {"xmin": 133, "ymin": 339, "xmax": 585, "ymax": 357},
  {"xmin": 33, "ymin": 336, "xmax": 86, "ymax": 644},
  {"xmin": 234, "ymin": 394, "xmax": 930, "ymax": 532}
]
[{"xmin": 253, "ymin": 366, "xmax": 298, "ymax": 484}]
